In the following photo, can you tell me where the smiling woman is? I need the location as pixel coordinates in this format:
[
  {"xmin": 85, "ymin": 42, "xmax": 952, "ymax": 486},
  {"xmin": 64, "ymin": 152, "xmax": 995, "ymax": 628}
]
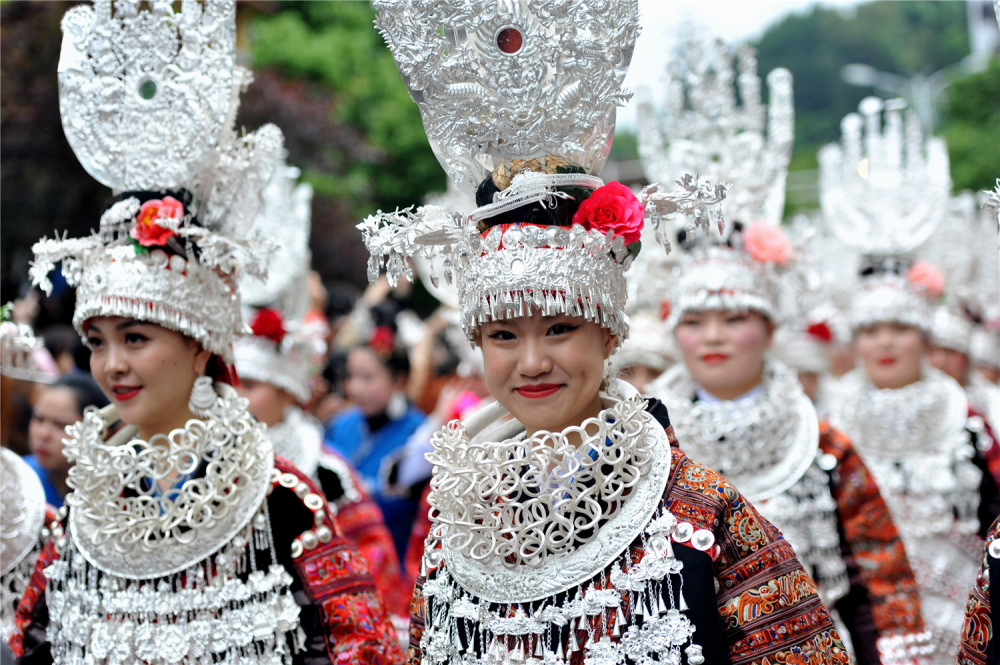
[
  {"xmin": 361, "ymin": 2, "xmax": 849, "ymax": 662},
  {"xmin": 9, "ymin": 3, "xmax": 401, "ymax": 663}
]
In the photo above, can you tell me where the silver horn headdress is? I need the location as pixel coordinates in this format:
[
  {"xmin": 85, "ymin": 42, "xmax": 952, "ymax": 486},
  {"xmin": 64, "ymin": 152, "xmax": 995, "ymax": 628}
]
[
  {"xmin": 637, "ymin": 34, "xmax": 794, "ymax": 226},
  {"xmin": 235, "ymin": 161, "xmax": 323, "ymax": 404},
  {"xmin": 29, "ymin": 0, "xmax": 284, "ymax": 363},
  {"xmin": 634, "ymin": 34, "xmax": 799, "ymax": 330},
  {"xmin": 362, "ymin": 0, "xmax": 645, "ymax": 348},
  {"xmin": 818, "ymin": 97, "xmax": 951, "ymax": 334}
]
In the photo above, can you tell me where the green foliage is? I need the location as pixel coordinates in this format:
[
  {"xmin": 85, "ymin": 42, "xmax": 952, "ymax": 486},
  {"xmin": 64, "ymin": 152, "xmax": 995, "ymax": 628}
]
[
  {"xmin": 754, "ymin": 1, "xmax": 969, "ymax": 152},
  {"xmin": 250, "ymin": 2, "xmax": 443, "ymax": 218},
  {"xmin": 940, "ymin": 59, "xmax": 1000, "ymax": 192}
]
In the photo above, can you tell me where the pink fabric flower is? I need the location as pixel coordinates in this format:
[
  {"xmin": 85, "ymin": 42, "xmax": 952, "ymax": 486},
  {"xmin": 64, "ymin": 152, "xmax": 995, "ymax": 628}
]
[
  {"xmin": 742, "ymin": 222, "xmax": 793, "ymax": 265},
  {"xmin": 572, "ymin": 182, "xmax": 644, "ymax": 245},
  {"xmin": 907, "ymin": 261, "xmax": 945, "ymax": 298},
  {"xmin": 130, "ymin": 196, "xmax": 183, "ymax": 247}
]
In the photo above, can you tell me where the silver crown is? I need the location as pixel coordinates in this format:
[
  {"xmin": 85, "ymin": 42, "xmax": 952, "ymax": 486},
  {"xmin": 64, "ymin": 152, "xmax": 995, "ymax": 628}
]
[
  {"xmin": 639, "ymin": 175, "xmax": 798, "ymax": 328},
  {"xmin": 236, "ymin": 162, "xmax": 323, "ymax": 403},
  {"xmin": 364, "ymin": 1, "xmax": 643, "ymax": 347},
  {"xmin": 31, "ymin": 1, "xmax": 284, "ymax": 363},
  {"xmin": 240, "ymin": 160, "xmax": 314, "ymax": 318},
  {"xmin": 374, "ymin": 0, "xmax": 638, "ymax": 187},
  {"xmin": 819, "ymin": 97, "xmax": 951, "ymax": 256},
  {"xmin": 0, "ymin": 321, "xmax": 57, "ymax": 383},
  {"xmin": 636, "ymin": 35, "xmax": 793, "ymax": 225}
]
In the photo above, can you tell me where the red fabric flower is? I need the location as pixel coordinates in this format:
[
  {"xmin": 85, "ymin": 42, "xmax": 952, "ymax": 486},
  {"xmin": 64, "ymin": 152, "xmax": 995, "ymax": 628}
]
[
  {"xmin": 129, "ymin": 196, "xmax": 183, "ymax": 247},
  {"xmin": 369, "ymin": 326, "xmax": 395, "ymax": 357},
  {"xmin": 572, "ymin": 181, "xmax": 644, "ymax": 245},
  {"xmin": 250, "ymin": 308, "xmax": 286, "ymax": 344},
  {"xmin": 806, "ymin": 321, "xmax": 833, "ymax": 344}
]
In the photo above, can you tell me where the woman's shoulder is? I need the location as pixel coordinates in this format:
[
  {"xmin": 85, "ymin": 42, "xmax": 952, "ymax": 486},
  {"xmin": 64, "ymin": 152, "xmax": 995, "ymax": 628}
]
[{"xmin": 665, "ymin": 449, "xmax": 787, "ymax": 556}]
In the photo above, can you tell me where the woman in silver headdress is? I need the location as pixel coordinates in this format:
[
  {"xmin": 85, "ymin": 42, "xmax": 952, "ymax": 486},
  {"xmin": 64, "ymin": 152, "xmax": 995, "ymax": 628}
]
[
  {"xmin": 821, "ymin": 98, "xmax": 1000, "ymax": 662},
  {"xmin": 363, "ymin": 2, "xmax": 849, "ymax": 662},
  {"xmin": 10, "ymin": 3, "xmax": 401, "ymax": 663},
  {"xmin": 644, "ymin": 219, "xmax": 927, "ymax": 664}
]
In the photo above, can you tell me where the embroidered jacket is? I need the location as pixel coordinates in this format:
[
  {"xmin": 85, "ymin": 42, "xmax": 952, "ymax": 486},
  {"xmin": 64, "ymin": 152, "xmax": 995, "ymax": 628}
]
[
  {"xmin": 406, "ymin": 423, "xmax": 851, "ymax": 665},
  {"xmin": 316, "ymin": 450, "xmax": 411, "ymax": 618},
  {"xmin": 958, "ymin": 515, "xmax": 1000, "ymax": 665},
  {"xmin": 815, "ymin": 424, "xmax": 925, "ymax": 663},
  {"xmin": 11, "ymin": 458, "xmax": 404, "ymax": 665}
]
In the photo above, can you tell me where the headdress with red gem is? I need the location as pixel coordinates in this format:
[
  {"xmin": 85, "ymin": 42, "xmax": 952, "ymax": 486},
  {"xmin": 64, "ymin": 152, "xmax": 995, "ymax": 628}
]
[{"xmin": 360, "ymin": 0, "xmax": 648, "ymax": 348}]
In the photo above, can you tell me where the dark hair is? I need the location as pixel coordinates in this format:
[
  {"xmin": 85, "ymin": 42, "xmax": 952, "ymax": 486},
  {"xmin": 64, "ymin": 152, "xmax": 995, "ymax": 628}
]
[
  {"xmin": 49, "ymin": 373, "xmax": 109, "ymax": 413},
  {"xmin": 354, "ymin": 343, "xmax": 410, "ymax": 380},
  {"xmin": 474, "ymin": 162, "xmax": 593, "ymax": 233}
]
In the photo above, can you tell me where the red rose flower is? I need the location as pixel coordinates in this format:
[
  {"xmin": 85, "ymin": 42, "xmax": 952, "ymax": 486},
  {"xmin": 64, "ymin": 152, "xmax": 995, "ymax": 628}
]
[
  {"xmin": 130, "ymin": 196, "xmax": 183, "ymax": 247},
  {"xmin": 369, "ymin": 326, "xmax": 395, "ymax": 357},
  {"xmin": 250, "ymin": 308, "xmax": 286, "ymax": 344},
  {"xmin": 572, "ymin": 181, "xmax": 644, "ymax": 246},
  {"xmin": 806, "ymin": 321, "xmax": 833, "ymax": 344}
]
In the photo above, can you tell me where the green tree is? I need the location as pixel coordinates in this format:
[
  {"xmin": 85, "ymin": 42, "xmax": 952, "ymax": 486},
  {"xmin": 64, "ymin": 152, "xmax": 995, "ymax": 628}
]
[
  {"xmin": 243, "ymin": 1, "xmax": 443, "ymax": 284},
  {"xmin": 939, "ymin": 59, "xmax": 1000, "ymax": 192}
]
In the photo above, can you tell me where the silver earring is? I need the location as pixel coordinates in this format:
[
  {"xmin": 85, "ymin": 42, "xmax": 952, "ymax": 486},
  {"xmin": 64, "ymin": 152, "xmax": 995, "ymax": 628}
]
[
  {"xmin": 387, "ymin": 390, "xmax": 407, "ymax": 420},
  {"xmin": 188, "ymin": 375, "xmax": 217, "ymax": 417}
]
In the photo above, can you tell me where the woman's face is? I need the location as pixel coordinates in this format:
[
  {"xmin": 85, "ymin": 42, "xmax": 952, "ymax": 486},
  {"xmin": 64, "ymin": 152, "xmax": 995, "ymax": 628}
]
[
  {"xmin": 238, "ymin": 378, "xmax": 295, "ymax": 427},
  {"xmin": 86, "ymin": 316, "xmax": 210, "ymax": 440},
  {"xmin": 344, "ymin": 347, "xmax": 401, "ymax": 417},
  {"xmin": 480, "ymin": 312, "xmax": 614, "ymax": 436},
  {"xmin": 674, "ymin": 310, "xmax": 773, "ymax": 400},
  {"xmin": 28, "ymin": 386, "xmax": 80, "ymax": 474},
  {"xmin": 854, "ymin": 322, "xmax": 926, "ymax": 389}
]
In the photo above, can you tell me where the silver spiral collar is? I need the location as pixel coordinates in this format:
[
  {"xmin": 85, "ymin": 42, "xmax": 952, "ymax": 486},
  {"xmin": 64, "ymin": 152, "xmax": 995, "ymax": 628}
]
[{"xmin": 65, "ymin": 383, "xmax": 274, "ymax": 579}]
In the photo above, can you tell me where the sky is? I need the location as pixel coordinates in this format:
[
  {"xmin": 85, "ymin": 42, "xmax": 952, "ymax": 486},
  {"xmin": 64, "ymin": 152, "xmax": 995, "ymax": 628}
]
[{"xmin": 618, "ymin": 0, "xmax": 863, "ymax": 129}]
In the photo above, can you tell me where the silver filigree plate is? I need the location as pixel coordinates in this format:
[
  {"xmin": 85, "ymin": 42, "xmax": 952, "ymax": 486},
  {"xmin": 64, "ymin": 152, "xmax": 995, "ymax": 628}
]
[
  {"xmin": 649, "ymin": 360, "xmax": 818, "ymax": 503},
  {"xmin": 66, "ymin": 384, "xmax": 274, "ymax": 579},
  {"xmin": 0, "ymin": 448, "xmax": 47, "ymax": 576},
  {"xmin": 58, "ymin": 0, "xmax": 236, "ymax": 191},
  {"xmin": 433, "ymin": 381, "xmax": 673, "ymax": 604},
  {"xmin": 240, "ymin": 161, "xmax": 313, "ymax": 314},
  {"xmin": 374, "ymin": 0, "xmax": 639, "ymax": 187}
]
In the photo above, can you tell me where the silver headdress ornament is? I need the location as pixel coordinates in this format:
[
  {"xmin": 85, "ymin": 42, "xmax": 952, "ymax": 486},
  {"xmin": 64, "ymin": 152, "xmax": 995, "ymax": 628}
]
[
  {"xmin": 1, "ymin": 448, "xmax": 48, "ymax": 644},
  {"xmin": 374, "ymin": 0, "xmax": 638, "ymax": 189},
  {"xmin": 29, "ymin": 1, "xmax": 284, "ymax": 363},
  {"xmin": 364, "ymin": 0, "xmax": 644, "ymax": 347},
  {"xmin": 819, "ymin": 97, "xmax": 950, "ymax": 256},
  {"xmin": 819, "ymin": 97, "xmax": 951, "ymax": 333},
  {"xmin": 984, "ymin": 178, "xmax": 1000, "ymax": 232},
  {"xmin": 640, "ymin": 175, "xmax": 799, "ymax": 330},
  {"xmin": 636, "ymin": 35, "xmax": 794, "ymax": 226},
  {"xmin": 235, "ymin": 161, "xmax": 321, "ymax": 403},
  {"xmin": 0, "ymin": 316, "xmax": 58, "ymax": 383}
]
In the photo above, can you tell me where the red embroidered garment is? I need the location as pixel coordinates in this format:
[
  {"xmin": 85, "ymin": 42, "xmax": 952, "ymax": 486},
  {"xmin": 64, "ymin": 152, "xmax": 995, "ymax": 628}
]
[
  {"xmin": 10, "ymin": 460, "xmax": 404, "ymax": 665},
  {"xmin": 406, "ymin": 447, "xmax": 850, "ymax": 665},
  {"xmin": 318, "ymin": 451, "xmax": 411, "ymax": 618},
  {"xmin": 818, "ymin": 423, "xmax": 925, "ymax": 644},
  {"xmin": 958, "ymin": 515, "xmax": 1000, "ymax": 665}
]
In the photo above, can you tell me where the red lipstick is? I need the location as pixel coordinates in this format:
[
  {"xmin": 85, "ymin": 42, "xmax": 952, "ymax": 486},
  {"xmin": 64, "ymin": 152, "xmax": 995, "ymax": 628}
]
[
  {"xmin": 111, "ymin": 385, "xmax": 141, "ymax": 402},
  {"xmin": 701, "ymin": 353, "xmax": 728, "ymax": 365},
  {"xmin": 878, "ymin": 357, "xmax": 896, "ymax": 366},
  {"xmin": 515, "ymin": 383, "xmax": 561, "ymax": 398}
]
